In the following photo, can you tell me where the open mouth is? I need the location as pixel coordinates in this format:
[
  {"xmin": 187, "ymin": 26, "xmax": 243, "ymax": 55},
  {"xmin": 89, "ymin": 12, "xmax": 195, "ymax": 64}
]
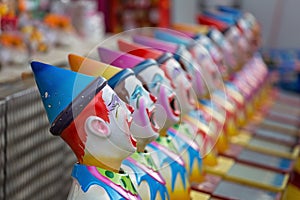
[
  {"xmin": 130, "ymin": 134, "xmax": 137, "ymax": 148},
  {"xmin": 186, "ymin": 88, "xmax": 196, "ymax": 106},
  {"xmin": 149, "ymin": 108, "xmax": 160, "ymax": 132},
  {"xmin": 169, "ymin": 94, "xmax": 180, "ymax": 117}
]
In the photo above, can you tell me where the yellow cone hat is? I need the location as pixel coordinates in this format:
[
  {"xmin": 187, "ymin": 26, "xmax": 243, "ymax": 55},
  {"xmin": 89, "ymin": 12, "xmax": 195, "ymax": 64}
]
[
  {"xmin": 172, "ymin": 23, "xmax": 209, "ymax": 34},
  {"xmin": 68, "ymin": 54, "xmax": 121, "ymax": 80}
]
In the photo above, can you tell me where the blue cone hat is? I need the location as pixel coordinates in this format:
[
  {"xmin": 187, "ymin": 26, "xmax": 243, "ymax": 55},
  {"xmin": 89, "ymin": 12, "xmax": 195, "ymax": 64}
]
[
  {"xmin": 154, "ymin": 30, "xmax": 191, "ymax": 46},
  {"xmin": 31, "ymin": 61, "xmax": 107, "ymax": 135}
]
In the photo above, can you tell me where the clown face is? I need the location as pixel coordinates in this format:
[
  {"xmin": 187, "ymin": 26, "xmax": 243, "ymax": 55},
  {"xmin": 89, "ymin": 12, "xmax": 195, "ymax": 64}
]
[
  {"xmin": 192, "ymin": 45, "xmax": 225, "ymax": 90},
  {"xmin": 136, "ymin": 65, "xmax": 180, "ymax": 130},
  {"xmin": 196, "ymin": 35, "xmax": 228, "ymax": 77},
  {"xmin": 237, "ymin": 18, "xmax": 255, "ymax": 50},
  {"xmin": 224, "ymin": 26, "xmax": 249, "ymax": 64},
  {"xmin": 77, "ymin": 85, "xmax": 136, "ymax": 170},
  {"xmin": 197, "ymin": 35, "xmax": 224, "ymax": 66},
  {"xmin": 209, "ymin": 29, "xmax": 237, "ymax": 71},
  {"xmin": 161, "ymin": 58, "xmax": 196, "ymax": 115},
  {"xmin": 243, "ymin": 13, "xmax": 261, "ymax": 50},
  {"xmin": 173, "ymin": 51, "xmax": 205, "ymax": 99},
  {"xmin": 114, "ymin": 74, "xmax": 159, "ymax": 152}
]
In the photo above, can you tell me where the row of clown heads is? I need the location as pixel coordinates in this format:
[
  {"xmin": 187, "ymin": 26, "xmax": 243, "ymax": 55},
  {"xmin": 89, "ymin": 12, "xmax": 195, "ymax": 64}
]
[{"xmin": 31, "ymin": 9, "xmax": 267, "ymax": 200}]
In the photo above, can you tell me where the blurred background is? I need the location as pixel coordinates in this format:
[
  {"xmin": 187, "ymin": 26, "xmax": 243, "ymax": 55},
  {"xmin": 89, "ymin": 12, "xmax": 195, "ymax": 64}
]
[
  {"xmin": 0, "ymin": 0, "xmax": 299, "ymax": 200},
  {"xmin": 174, "ymin": 0, "xmax": 300, "ymax": 49}
]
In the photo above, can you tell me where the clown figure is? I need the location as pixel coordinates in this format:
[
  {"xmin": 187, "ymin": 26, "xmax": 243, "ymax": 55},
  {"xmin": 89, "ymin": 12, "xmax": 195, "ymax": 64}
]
[
  {"xmin": 68, "ymin": 54, "xmax": 170, "ymax": 200},
  {"xmin": 31, "ymin": 61, "xmax": 140, "ymax": 200},
  {"xmin": 98, "ymin": 47, "xmax": 207, "ymax": 199},
  {"xmin": 117, "ymin": 38, "xmax": 222, "ymax": 165}
]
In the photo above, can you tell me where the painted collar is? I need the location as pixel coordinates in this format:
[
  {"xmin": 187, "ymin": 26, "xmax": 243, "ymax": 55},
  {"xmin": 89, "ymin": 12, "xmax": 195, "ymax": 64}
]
[
  {"xmin": 123, "ymin": 152, "xmax": 169, "ymax": 200},
  {"xmin": 72, "ymin": 163, "xmax": 140, "ymax": 199}
]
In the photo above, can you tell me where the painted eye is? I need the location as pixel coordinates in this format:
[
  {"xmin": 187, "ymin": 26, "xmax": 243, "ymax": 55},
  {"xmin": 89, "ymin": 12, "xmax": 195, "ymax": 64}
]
[
  {"xmin": 151, "ymin": 74, "xmax": 163, "ymax": 90},
  {"xmin": 149, "ymin": 81, "xmax": 157, "ymax": 89},
  {"xmin": 132, "ymin": 85, "xmax": 143, "ymax": 100},
  {"xmin": 172, "ymin": 67, "xmax": 181, "ymax": 78}
]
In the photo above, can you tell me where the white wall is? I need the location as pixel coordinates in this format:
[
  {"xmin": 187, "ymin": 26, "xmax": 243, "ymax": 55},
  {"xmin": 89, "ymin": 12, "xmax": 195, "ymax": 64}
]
[
  {"xmin": 171, "ymin": 0, "xmax": 238, "ymax": 24},
  {"xmin": 171, "ymin": 0, "xmax": 300, "ymax": 49},
  {"xmin": 242, "ymin": 0, "xmax": 300, "ymax": 48},
  {"xmin": 172, "ymin": 0, "xmax": 198, "ymax": 24}
]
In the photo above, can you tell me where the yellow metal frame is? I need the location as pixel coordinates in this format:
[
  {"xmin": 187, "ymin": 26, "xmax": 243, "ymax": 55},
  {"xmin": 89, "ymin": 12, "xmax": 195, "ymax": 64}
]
[
  {"xmin": 190, "ymin": 191, "xmax": 211, "ymax": 200},
  {"xmin": 204, "ymin": 156, "xmax": 289, "ymax": 193},
  {"xmin": 224, "ymin": 172, "xmax": 289, "ymax": 193},
  {"xmin": 230, "ymin": 131, "xmax": 300, "ymax": 160}
]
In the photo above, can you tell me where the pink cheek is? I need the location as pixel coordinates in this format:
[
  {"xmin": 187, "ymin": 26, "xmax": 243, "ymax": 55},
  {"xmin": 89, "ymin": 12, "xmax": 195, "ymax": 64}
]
[{"xmin": 131, "ymin": 100, "xmax": 146, "ymax": 128}]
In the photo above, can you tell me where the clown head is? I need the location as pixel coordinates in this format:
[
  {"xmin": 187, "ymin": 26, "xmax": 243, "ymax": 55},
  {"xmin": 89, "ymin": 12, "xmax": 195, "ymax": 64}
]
[
  {"xmin": 129, "ymin": 34, "xmax": 207, "ymax": 110},
  {"xmin": 188, "ymin": 44, "xmax": 224, "ymax": 91},
  {"xmin": 223, "ymin": 26, "xmax": 249, "ymax": 65},
  {"xmin": 152, "ymin": 30, "xmax": 221, "ymax": 96},
  {"xmin": 68, "ymin": 54, "xmax": 159, "ymax": 152},
  {"xmin": 131, "ymin": 60, "xmax": 181, "ymax": 131},
  {"xmin": 98, "ymin": 48, "xmax": 181, "ymax": 132},
  {"xmin": 31, "ymin": 61, "xmax": 136, "ymax": 171},
  {"xmin": 112, "ymin": 72, "xmax": 159, "ymax": 151},
  {"xmin": 158, "ymin": 52, "xmax": 196, "ymax": 115},
  {"xmin": 207, "ymin": 28, "xmax": 237, "ymax": 71}
]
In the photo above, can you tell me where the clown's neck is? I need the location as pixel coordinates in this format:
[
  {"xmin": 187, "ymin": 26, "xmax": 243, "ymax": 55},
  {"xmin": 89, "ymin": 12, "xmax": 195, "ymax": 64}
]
[
  {"xmin": 81, "ymin": 154, "xmax": 123, "ymax": 173},
  {"xmin": 159, "ymin": 129, "xmax": 168, "ymax": 137},
  {"xmin": 137, "ymin": 143, "xmax": 146, "ymax": 153},
  {"xmin": 136, "ymin": 137, "xmax": 158, "ymax": 152}
]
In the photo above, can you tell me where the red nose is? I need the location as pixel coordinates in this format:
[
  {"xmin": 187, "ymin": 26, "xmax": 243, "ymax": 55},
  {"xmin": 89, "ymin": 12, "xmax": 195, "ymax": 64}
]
[
  {"xmin": 126, "ymin": 104, "xmax": 135, "ymax": 114},
  {"xmin": 149, "ymin": 93, "xmax": 157, "ymax": 103}
]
